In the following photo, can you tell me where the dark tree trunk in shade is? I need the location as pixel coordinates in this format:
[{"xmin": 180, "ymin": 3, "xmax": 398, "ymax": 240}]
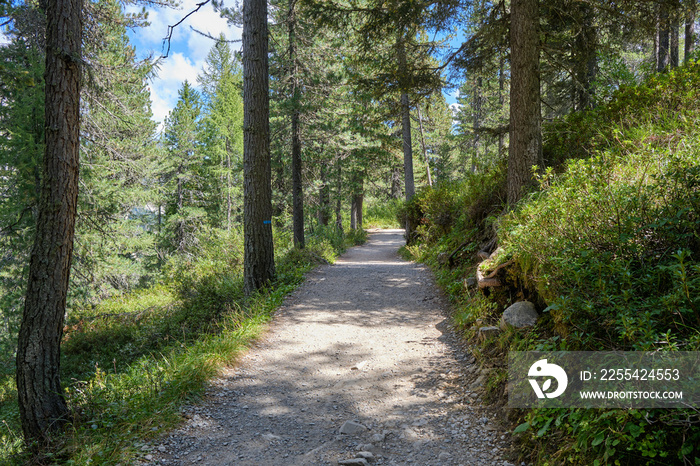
[
  {"xmin": 416, "ymin": 106, "xmax": 432, "ymax": 186},
  {"xmin": 391, "ymin": 165, "xmax": 402, "ymax": 199},
  {"xmin": 396, "ymin": 35, "xmax": 414, "ymax": 202},
  {"xmin": 16, "ymin": 0, "xmax": 82, "ymax": 445},
  {"xmin": 686, "ymin": 10, "xmax": 695, "ymax": 62},
  {"xmin": 671, "ymin": 14, "xmax": 679, "ymax": 67},
  {"xmin": 288, "ymin": 4, "xmax": 304, "ymax": 249},
  {"xmin": 472, "ymin": 77, "xmax": 482, "ymax": 173},
  {"xmin": 318, "ymin": 164, "xmax": 330, "ymax": 226},
  {"xmin": 400, "ymin": 91, "xmax": 415, "ymax": 201},
  {"xmin": 508, "ymin": 0, "xmax": 542, "ymax": 206},
  {"xmin": 658, "ymin": 3, "xmax": 670, "ymax": 72},
  {"xmin": 573, "ymin": 4, "xmax": 597, "ymax": 111},
  {"xmin": 498, "ymin": 54, "xmax": 505, "ymax": 156},
  {"xmin": 243, "ymin": 0, "xmax": 275, "ymax": 295},
  {"xmin": 335, "ymin": 163, "xmax": 343, "ymax": 231},
  {"xmin": 350, "ymin": 175, "xmax": 363, "ymax": 230}
]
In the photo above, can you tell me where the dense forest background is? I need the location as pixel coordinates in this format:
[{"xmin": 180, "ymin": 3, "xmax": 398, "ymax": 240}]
[{"xmin": 1, "ymin": 0, "xmax": 700, "ymax": 463}]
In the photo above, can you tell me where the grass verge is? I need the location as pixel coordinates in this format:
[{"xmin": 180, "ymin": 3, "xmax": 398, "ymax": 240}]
[
  {"xmin": 400, "ymin": 62, "xmax": 700, "ymax": 465},
  {"xmin": 0, "ymin": 226, "xmax": 366, "ymax": 465}
]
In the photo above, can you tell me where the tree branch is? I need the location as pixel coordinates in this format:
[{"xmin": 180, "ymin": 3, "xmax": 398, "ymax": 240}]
[{"xmin": 161, "ymin": 0, "xmax": 212, "ymax": 58}]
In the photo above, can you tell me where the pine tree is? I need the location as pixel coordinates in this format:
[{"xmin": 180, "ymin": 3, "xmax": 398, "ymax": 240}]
[
  {"xmin": 15, "ymin": 0, "xmax": 82, "ymax": 444},
  {"xmin": 199, "ymin": 38, "xmax": 244, "ymax": 231},
  {"xmin": 243, "ymin": 0, "xmax": 275, "ymax": 294},
  {"xmin": 162, "ymin": 81, "xmax": 205, "ymax": 253},
  {"xmin": 508, "ymin": 0, "xmax": 542, "ymax": 205}
]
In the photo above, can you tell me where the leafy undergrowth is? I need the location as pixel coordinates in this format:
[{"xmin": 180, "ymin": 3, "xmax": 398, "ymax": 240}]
[
  {"xmin": 403, "ymin": 61, "xmax": 700, "ymax": 465},
  {"xmin": 0, "ymin": 226, "xmax": 366, "ymax": 465},
  {"xmin": 364, "ymin": 197, "xmax": 403, "ymax": 229}
]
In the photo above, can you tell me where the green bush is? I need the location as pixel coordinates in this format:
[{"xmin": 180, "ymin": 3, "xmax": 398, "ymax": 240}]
[
  {"xmin": 498, "ymin": 64, "xmax": 700, "ymax": 465},
  {"xmin": 364, "ymin": 198, "xmax": 402, "ymax": 229},
  {"xmin": 1, "ymin": 223, "xmax": 363, "ymax": 464},
  {"xmin": 404, "ymin": 62, "xmax": 700, "ymax": 465}
]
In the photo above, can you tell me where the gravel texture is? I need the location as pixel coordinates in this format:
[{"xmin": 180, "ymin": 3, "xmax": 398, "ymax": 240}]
[{"xmin": 145, "ymin": 229, "xmax": 513, "ymax": 466}]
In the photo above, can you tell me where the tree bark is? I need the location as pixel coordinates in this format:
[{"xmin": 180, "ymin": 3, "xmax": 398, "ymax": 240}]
[
  {"xmin": 16, "ymin": 0, "xmax": 82, "ymax": 445},
  {"xmin": 472, "ymin": 77, "xmax": 482, "ymax": 172},
  {"xmin": 508, "ymin": 0, "xmax": 542, "ymax": 206},
  {"xmin": 226, "ymin": 149, "xmax": 231, "ymax": 231},
  {"xmin": 243, "ymin": 0, "xmax": 275, "ymax": 295},
  {"xmin": 573, "ymin": 4, "xmax": 597, "ymax": 111},
  {"xmin": 498, "ymin": 53, "xmax": 505, "ymax": 156},
  {"xmin": 318, "ymin": 164, "xmax": 330, "ymax": 226},
  {"xmin": 391, "ymin": 165, "xmax": 402, "ymax": 199},
  {"xmin": 400, "ymin": 92, "xmax": 415, "ymax": 201},
  {"xmin": 658, "ymin": 3, "xmax": 670, "ymax": 72},
  {"xmin": 335, "ymin": 163, "xmax": 343, "ymax": 231},
  {"xmin": 288, "ymin": 3, "xmax": 304, "ymax": 249},
  {"xmin": 671, "ymin": 13, "xmax": 679, "ymax": 68},
  {"xmin": 396, "ymin": 35, "xmax": 415, "ymax": 201},
  {"xmin": 350, "ymin": 173, "xmax": 363, "ymax": 230},
  {"xmin": 416, "ymin": 106, "xmax": 432, "ymax": 186},
  {"xmin": 686, "ymin": 9, "xmax": 696, "ymax": 62}
]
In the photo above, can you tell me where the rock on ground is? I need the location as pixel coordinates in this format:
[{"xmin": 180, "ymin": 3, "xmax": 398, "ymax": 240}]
[
  {"xmin": 144, "ymin": 229, "xmax": 512, "ymax": 466},
  {"xmin": 500, "ymin": 301, "xmax": 538, "ymax": 329}
]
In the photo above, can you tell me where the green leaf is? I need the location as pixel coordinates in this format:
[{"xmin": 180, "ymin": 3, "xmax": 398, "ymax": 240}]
[
  {"xmin": 543, "ymin": 303, "xmax": 560, "ymax": 313},
  {"xmin": 592, "ymin": 431, "xmax": 605, "ymax": 446},
  {"xmin": 513, "ymin": 421, "xmax": 530, "ymax": 434}
]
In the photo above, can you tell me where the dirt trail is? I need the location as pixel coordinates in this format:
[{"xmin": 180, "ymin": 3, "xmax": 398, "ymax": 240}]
[{"xmin": 148, "ymin": 229, "xmax": 513, "ymax": 466}]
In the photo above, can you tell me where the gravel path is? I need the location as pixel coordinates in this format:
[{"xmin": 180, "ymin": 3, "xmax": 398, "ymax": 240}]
[{"xmin": 146, "ymin": 229, "xmax": 513, "ymax": 466}]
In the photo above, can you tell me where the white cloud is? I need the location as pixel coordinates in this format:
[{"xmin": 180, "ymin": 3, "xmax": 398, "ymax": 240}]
[
  {"xmin": 186, "ymin": 7, "xmax": 242, "ymax": 54},
  {"xmin": 149, "ymin": 52, "xmax": 202, "ymax": 124},
  {"xmin": 127, "ymin": 0, "xmax": 243, "ymax": 125}
]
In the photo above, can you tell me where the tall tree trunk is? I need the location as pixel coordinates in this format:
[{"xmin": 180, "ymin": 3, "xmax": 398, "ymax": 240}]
[
  {"xmin": 335, "ymin": 163, "xmax": 343, "ymax": 231},
  {"xmin": 671, "ymin": 13, "xmax": 679, "ymax": 67},
  {"xmin": 417, "ymin": 106, "xmax": 432, "ymax": 186},
  {"xmin": 686, "ymin": 9, "xmax": 695, "ymax": 62},
  {"xmin": 396, "ymin": 35, "xmax": 414, "ymax": 201},
  {"xmin": 400, "ymin": 92, "xmax": 414, "ymax": 201},
  {"xmin": 658, "ymin": 3, "xmax": 670, "ymax": 72},
  {"xmin": 391, "ymin": 165, "xmax": 402, "ymax": 198},
  {"xmin": 498, "ymin": 53, "xmax": 505, "ymax": 156},
  {"xmin": 176, "ymin": 163, "xmax": 186, "ymax": 251},
  {"xmin": 350, "ymin": 173, "xmax": 363, "ymax": 230},
  {"xmin": 243, "ymin": 0, "xmax": 275, "ymax": 295},
  {"xmin": 288, "ymin": 3, "xmax": 304, "ymax": 249},
  {"xmin": 573, "ymin": 4, "xmax": 597, "ymax": 111},
  {"xmin": 226, "ymin": 150, "xmax": 231, "ymax": 231},
  {"xmin": 472, "ymin": 76, "xmax": 482, "ymax": 172},
  {"xmin": 508, "ymin": 0, "xmax": 542, "ymax": 206},
  {"xmin": 16, "ymin": 0, "xmax": 82, "ymax": 445},
  {"xmin": 318, "ymin": 164, "xmax": 330, "ymax": 226}
]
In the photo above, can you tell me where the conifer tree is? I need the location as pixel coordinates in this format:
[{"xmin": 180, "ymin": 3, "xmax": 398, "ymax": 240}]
[
  {"xmin": 243, "ymin": 0, "xmax": 275, "ymax": 294},
  {"xmin": 15, "ymin": 0, "xmax": 82, "ymax": 444},
  {"xmin": 162, "ymin": 81, "xmax": 205, "ymax": 253},
  {"xmin": 199, "ymin": 38, "xmax": 244, "ymax": 230}
]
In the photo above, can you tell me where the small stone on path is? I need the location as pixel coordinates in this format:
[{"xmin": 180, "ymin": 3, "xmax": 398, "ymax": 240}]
[{"xmin": 339, "ymin": 420, "xmax": 368, "ymax": 435}]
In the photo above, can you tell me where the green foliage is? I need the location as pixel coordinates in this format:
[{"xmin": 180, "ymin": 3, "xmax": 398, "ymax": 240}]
[
  {"xmin": 0, "ymin": 225, "xmax": 354, "ymax": 464},
  {"xmin": 543, "ymin": 62, "xmax": 700, "ymax": 168},
  {"xmin": 398, "ymin": 164, "xmax": 506, "ymax": 247},
  {"xmin": 405, "ymin": 61, "xmax": 700, "ymax": 465},
  {"xmin": 500, "ymin": 64, "xmax": 700, "ymax": 466},
  {"xmin": 364, "ymin": 198, "xmax": 402, "ymax": 228}
]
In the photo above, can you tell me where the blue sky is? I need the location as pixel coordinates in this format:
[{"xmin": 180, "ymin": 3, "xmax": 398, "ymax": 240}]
[
  {"xmin": 126, "ymin": 0, "xmax": 461, "ymax": 126},
  {"xmin": 126, "ymin": 0, "xmax": 243, "ymax": 125},
  {"xmin": 3, "ymin": 1, "xmax": 459, "ymax": 126}
]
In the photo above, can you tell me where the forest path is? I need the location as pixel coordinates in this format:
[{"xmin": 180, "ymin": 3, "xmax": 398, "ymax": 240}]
[{"xmin": 148, "ymin": 229, "xmax": 512, "ymax": 466}]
